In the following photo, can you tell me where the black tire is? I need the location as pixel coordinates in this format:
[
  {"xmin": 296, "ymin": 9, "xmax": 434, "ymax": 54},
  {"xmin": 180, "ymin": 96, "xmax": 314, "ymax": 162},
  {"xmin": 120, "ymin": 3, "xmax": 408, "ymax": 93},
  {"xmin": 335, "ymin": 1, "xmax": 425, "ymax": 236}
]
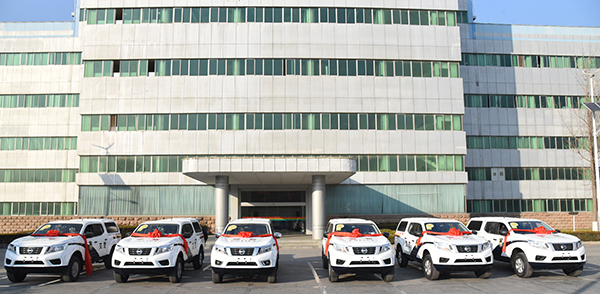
[
  {"xmin": 322, "ymin": 250, "xmax": 328, "ymax": 269},
  {"xmin": 104, "ymin": 246, "xmax": 115, "ymax": 269},
  {"xmin": 423, "ymin": 254, "xmax": 440, "ymax": 280},
  {"xmin": 475, "ymin": 269, "xmax": 492, "ymax": 279},
  {"xmin": 192, "ymin": 246, "xmax": 204, "ymax": 270},
  {"xmin": 169, "ymin": 256, "xmax": 184, "ymax": 283},
  {"xmin": 61, "ymin": 255, "xmax": 82, "ymax": 282},
  {"xmin": 267, "ymin": 269, "xmax": 277, "ymax": 283},
  {"xmin": 563, "ymin": 266, "xmax": 584, "ymax": 277},
  {"xmin": 212, "ymin": 270, "xmax": 223, "ymax": 283},
  {"xmin": 512, "ymin": 252, "xmax": 533, "ymax": 278},
  {"xmin": 383, "ymin": 270, "xmax": 394, "ymax": 282},
  {"xmin": 328, "ymin": 261, "xmax": 339, "ymax": 282},
  {"xmin": 113, "ymin": 271, "xmax": 129, "ymax": 283},
  {"xmin": 6, "ymin": 271, "xmax": 26, "ymax": 283},
  {"xmin": 396, "ymin": 246, "xmax": 408, "ymax": 268}
]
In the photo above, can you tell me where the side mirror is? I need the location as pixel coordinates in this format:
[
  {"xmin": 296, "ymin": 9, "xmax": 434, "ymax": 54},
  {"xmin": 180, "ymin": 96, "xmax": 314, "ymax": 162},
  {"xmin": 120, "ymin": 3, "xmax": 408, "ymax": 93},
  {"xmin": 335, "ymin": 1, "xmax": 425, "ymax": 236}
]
[
  {"xmin": 555, "ymin": 229, "xmax": 561, "ymax": 233},
  {"xmin": 323, "ymin": 232, "xmax": 329, "ymax": 238},
  {"xmin": 215, "ymin": 233, "xmax": 221, "ymax": 239},
  {"xmin": 273, "ymin": 232, "xmax": 282, "ymax": 239},
  {"xmin": 416, "ymin": 232, "xmax": 423, "ymax": 237},
  {"xmin": 84, "ymin": 232, "xmax": 94, "ymax": 238},
  {"xmin": 471, "ymin": 230, "xmax": 478, "ymax": 234},
  {"xmin": 499, "ymin": 229, "xmax": 509, "ymax": 236},
  {"xmin": 383, "ymin": 232, "xmax": 390, "ymax": 238}
]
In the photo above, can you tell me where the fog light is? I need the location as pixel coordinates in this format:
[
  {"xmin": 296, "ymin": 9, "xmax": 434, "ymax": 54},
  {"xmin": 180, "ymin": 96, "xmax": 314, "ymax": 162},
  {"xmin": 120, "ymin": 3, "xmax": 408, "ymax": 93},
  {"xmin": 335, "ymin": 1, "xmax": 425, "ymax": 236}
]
[
  {"xmin": 215, "ymin": 260, "xmax": 223, "ymax": 265},
  {"xmin": 262, "ymin": 260, "xmax": 271, "ymax": 266},
  {"xmin": 581, "ymin": 254, "xmax": 586, "ymax": 260},
  {"xmin": 49, "ymin": 259, "xmax": 61, "ymax": 265},
  {"xmin": 159, "ymin": 260, "xmax": 169, "ymax": 266},
  {"xmin": 383, "ymin": 258, "xmax": 392, "ymax": 265},
  {"xmin": 114, "ymin": 260, "xmax": 121, "ymax": 266},
  {"xmin": 535, "ymin": 255, "xmax": 546, "ymax": 261},
  {"xmin": 5, "ymin": 259, "xmax": 12, "ymax": 264},
  {"xmin": 486, "ymin": 257, "xmax": 492, "ymax": 262},
  {"xmin": 439, "ymin": 257, "xmax": 449, "ymax": 263},
  {"xmin": 336, "ymin": 259, "xmax": 345, "ymax": 265}
]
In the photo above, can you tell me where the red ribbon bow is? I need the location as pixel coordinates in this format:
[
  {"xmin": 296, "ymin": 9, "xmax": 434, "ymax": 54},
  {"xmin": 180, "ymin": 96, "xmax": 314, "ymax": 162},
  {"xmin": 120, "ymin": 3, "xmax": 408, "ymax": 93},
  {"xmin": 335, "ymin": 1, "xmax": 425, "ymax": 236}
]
[
  {"xmin": 221, "ymin": 231, "xmax": 279, "ymax": 250},
  {"xmin": 131, "ymin": 229, "xmax": 190, "ymax": 254},
  {"xmin": 324, "ymin": 229, "xmax": 383, "ymax": 255},
  {"xmin": 502, "ymin": 226, "xmax": 556, "ymax": 252},
  {"xmin": 416, "ymin": 227, "xmax": 472, "ymax": 246},
  {"xmin": 31, "ymin": 230, "xmax": 93, "ymax": 276}
]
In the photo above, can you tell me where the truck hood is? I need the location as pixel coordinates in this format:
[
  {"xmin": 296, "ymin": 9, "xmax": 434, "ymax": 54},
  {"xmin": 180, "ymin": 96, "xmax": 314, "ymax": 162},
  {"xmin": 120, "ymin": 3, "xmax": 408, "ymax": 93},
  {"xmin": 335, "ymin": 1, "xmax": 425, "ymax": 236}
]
[
  {"xmin": 425, "ymin": 234, "xmax": 488, "ymax": 245},
  {"xmin": 118, "ymin": 236, "xmax": 182, "ymax": 248},
  {"xmin": 328, "ymin": 235, "xmax": 390, "ymax": 247},
  {"xmin": 10, "ymin": 235, "xmax": 82, "ymax": 247},
  {"xmin": 510, "ymin": 232, "xmax": 581, "ymax": 243},
  {"xmin": 215, "ymin": 236, "xmax": 275, "ymax": 248}
]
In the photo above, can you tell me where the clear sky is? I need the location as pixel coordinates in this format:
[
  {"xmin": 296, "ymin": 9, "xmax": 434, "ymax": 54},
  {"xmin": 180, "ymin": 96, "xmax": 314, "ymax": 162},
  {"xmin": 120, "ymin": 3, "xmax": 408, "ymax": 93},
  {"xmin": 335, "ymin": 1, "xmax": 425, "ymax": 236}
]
[{"xmin": 0, "ymin": 0, "xmax": 599, "ymax": 27}]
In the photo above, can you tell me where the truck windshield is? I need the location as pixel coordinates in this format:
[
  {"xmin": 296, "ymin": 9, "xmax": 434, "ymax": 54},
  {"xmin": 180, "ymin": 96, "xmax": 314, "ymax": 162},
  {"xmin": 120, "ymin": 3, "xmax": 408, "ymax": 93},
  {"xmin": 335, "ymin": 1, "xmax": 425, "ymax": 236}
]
[
  {"xmin": 424, "ymin": 222, "xmax": 469, "ymax": 233},
  {"xmin": 510, "ymin": 221, "xmax": 554, "ymax": 233},
  {"xmin": 224, "ymin": 224, "xmax": 270, "ymax": 235},
  {"xmin": 334, "ymin": 224, "xmax": 380, "ymax": 234},
  {"xmin": 33, "ymin": 223, "xmax": 83, "ymax": 235},
  {"xmin": 134, "ymin": 224, "xmax": 180, "ymax": 235}
]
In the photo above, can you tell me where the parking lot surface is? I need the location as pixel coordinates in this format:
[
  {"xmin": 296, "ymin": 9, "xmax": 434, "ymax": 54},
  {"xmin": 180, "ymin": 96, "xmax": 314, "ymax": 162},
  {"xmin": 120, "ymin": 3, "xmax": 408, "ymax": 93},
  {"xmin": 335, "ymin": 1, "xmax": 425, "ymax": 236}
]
[{"xmin": 2, "ymin": 242, "xmax": 600, "ymax": 294}]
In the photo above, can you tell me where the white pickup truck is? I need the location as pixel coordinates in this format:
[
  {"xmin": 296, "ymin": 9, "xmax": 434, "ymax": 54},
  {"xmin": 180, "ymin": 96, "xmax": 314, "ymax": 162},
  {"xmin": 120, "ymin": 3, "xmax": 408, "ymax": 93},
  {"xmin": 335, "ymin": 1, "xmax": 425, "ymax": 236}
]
[
  {"xmin": 467, "ymin": 217, "xmax": 585, "ymax": 277},
  {"xmin": 4, "ymin": 219, "xmax": 121, "ymax": 282},
  {"xmin": 111, "ymin": 218, "xmax": 205, "ymax": 283},
  {"xmin": 211, "ymin": 218, "xmax": 281, "ymax": 283},
  {"xmin": 394, "ymin": 218, "xmax": 493, "ymax": 280},
  {"xmin": 321, "ymin": 218, "xmax": 394, "ymax": 282}
]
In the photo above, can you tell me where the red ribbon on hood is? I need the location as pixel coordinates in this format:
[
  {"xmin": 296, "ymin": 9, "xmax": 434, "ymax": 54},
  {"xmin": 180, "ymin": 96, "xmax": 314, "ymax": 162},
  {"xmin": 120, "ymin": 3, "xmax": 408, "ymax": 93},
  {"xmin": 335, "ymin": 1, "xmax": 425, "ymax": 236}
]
[
  {"xmin": 416, "ymin": 227, "xmax": 472, "ymax": 246},
  {"xmin": 324, "ymin": 229, "xmax": 383, "ymax": 256},
  {"xmin": 31, "ymin": 230, "xmax": 93, "ymax": 276},
  {"xmin": 502, "ymin": 226, "xmax": 556, "ymax": 252},
  {"xmin": 131, "ymin": 229, "xmax": 189, "ymax": 254},
  {"xmin": 221, "ymin": 231, "xmax": 279, "ymax": 250}
]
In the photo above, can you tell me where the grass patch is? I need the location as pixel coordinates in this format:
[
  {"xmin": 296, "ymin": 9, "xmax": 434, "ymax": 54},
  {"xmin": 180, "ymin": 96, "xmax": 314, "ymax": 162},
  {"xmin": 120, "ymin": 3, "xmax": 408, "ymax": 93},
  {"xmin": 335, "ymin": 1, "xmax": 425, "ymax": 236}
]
[{"xmin": 559, "ymin": 230, "xmax": 600, "ymax": 241}]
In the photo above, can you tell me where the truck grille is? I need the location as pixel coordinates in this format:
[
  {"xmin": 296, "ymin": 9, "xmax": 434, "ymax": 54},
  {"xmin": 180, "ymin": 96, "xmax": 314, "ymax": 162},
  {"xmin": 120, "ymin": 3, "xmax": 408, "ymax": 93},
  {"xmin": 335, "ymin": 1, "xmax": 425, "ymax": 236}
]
[
  {"xmin": 230, "ymin": 247, "xmax": 255, "ymax": 256},
  {"xmin": 352, "ymin": 247, "xmax": 376, "ymax": 255},
  {"xmin": 129, "ymin": 248, "xmax": 152, "ymax": 256},
  {"xmin": 552, "ymin": 243, "xmax": 574, "ymax": 251},
  {"xmin": 19, "ymin": 247, "xmax": 43, "ymax": 255},
  {"xmin": 456, "ymin": 245, "xmax": 479, "ymax": 253}
]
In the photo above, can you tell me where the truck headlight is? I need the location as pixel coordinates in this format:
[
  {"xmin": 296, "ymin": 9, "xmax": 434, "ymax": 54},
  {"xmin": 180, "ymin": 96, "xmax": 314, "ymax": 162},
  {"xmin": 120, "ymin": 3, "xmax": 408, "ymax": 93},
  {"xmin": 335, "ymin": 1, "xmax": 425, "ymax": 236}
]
[
  {"xmin": 482, "ymin": 241, "xmax": 491, "ymax": 251},
  {"xmin": 116, "ymin": 245, "xmax": 126, "ymax": 254},
  {"xmin": 46, "ymin": 244, "xmax": 67, "ymax": 254},
  {"xmin": 575, "ymin": 241, "xmax": 584, "ymax": 250},
  {"xmin": 258, "ymin": 245, "xmax": 272, "ymax": 254},
  {"xmin": 155, "ymin": 244, "xmax": 173, "ymax": 255},
  {"xmin": 7, "ymin": 244, "xmax": 16, "ymax": 253},
  {"xmin": 434, "ymin": 242, "xmax": 453, "ymax": 252},
  {"xmin": 528, "ymin": 240, "xmax": 550, "ymax": 250},
  {"xmin": 213, "ymin": 245, "xmax": 228, "ymax": 255},
  {"xmin": 380, "ymin": 244, "xmax": 392, "ymax": 253},
  {"xmin": 330, "ymin": 243, "xmax": 351, "ymax": 253}
]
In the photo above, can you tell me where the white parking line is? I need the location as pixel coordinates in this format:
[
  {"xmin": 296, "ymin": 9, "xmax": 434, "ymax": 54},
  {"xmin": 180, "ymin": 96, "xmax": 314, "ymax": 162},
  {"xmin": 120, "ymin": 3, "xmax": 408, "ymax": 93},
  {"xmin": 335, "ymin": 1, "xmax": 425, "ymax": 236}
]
[
  {"xmin": 374, "ymin": 274, "xmax": 407, "ymax": 294},
  {"xmin": 307, "ymin": 262, "xmax": 327, "ymax": 294},
  {"xmin": 37, "ymin": 279, "xmax": 61, "ymax": 287},
  {"xmin": 203, "ymin": 265, "xmax": 211, "ymax": 271}
]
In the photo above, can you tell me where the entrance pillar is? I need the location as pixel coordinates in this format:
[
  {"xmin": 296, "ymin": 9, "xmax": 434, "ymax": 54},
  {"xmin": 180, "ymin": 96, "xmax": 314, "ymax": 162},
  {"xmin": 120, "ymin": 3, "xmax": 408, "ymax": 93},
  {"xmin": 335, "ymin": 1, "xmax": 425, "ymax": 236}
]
[
  {"xmin": 215, "ymin": 176, "xmax": 229, "ymax": 234},
  {"xmin": 312, "ymin": 175, "xmax": 326, "ymax": 240}
]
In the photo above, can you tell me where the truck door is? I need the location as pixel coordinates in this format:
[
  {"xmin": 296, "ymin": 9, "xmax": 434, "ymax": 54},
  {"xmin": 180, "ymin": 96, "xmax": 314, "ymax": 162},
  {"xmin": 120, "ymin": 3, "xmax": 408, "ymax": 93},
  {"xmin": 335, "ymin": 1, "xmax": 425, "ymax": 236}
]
[
  {"xmin": 181, "ymin": 223, "xmax": 196, "ymax": 258},
  {"xmin": 405, "ymin": 223, "xmax": 423, "ymax": 259}
]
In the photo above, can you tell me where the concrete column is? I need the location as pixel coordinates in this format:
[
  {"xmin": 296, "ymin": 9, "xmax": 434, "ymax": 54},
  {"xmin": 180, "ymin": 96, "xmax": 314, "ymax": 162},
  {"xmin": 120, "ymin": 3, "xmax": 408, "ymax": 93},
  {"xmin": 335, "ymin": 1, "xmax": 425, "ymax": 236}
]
[
  {"xmin": 215, "ymin": 176, "xmax": 229, "ymax": 234},
  {"xmin": 311, "ymin": 175, "xmax": 326, "ymax": 240}
]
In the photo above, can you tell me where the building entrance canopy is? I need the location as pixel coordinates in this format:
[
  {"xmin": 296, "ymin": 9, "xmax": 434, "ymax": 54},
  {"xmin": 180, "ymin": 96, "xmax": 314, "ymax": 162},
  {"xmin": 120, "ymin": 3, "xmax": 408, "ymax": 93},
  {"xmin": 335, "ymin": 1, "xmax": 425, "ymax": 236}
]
[{"xmin": 182, "ymin": 157, "xmax": 356, "ymax": 185}]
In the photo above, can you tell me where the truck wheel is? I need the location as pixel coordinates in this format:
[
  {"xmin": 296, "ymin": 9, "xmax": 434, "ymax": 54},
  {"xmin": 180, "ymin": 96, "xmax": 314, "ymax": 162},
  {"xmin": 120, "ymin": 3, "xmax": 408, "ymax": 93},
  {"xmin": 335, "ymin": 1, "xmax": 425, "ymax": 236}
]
[
  {"xmin": 113, "ymin": 271, "xmax": 129, "ymax": 283},
  {"xmin": 563, "ymin": 266, "xmax": 583, "ymax": 277},
  {"xmin": 192, "ymin": 247, "xmax": 203, "ymax": 270},
  {"xmin": 328, "ymin": 262, "xmax": 339, "ymax": 282},
  {"xmin": 169, "ymin": 256, "xmax": 184, "ymax": 283},
  {"xmin": 512, "ymin": 252, "xmax": 533, "ymax": 278},
  {"xmin": 475, "ymin": 269, "xmax": 492, "ymax": 279},
  {"xmin": 321, "ymin": 251, "xmax": 328, "ymax": 269},
  {"xmin": 211, "ymin": 270, "xmax": 223, "ymax": 283},
  {"xmin": 423, "ymin": 254, "xmax": 440, "ymax": 280},
  {"xmin": 104, "ymin": 246, "xmax": 115, "ymax": 269},
  {"xmin": 7, "ymin": 271, "xmax": 26, "ymax": 283},
  {"xmin": 396, "ymin": 247, "xmax": 408, "ymax": 268},
  {"xmin": 267, "ymin": 269, "xmax": 277, "ymax": 283},
  {"xmin": 382, "ymin": 270, "xmax": 394, "ymax": 282},
  {"xmin": 61, "ymin": 255, "xmax": 82, "ymax": 282}
]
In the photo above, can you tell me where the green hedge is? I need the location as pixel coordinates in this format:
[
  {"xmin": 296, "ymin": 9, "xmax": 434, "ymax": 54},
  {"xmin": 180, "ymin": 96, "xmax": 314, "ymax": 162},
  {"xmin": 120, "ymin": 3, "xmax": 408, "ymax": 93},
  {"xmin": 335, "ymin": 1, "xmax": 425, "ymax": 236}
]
[{"xmin": 560, "ymin": 230, "xmax": 600, "ymax": 241}]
